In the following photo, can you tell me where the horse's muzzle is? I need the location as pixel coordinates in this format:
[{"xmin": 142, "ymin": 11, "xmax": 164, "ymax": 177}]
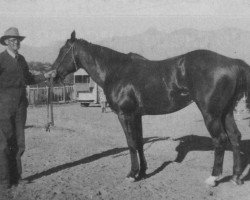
[{"xmin": 53, "ymin": 74, "xmax": 62, "ymax": 84}]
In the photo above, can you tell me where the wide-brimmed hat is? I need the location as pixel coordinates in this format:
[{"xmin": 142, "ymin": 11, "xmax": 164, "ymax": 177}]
[{"xmin": 0, "ymin": 27, "xmax": 25, "ymax": 46}]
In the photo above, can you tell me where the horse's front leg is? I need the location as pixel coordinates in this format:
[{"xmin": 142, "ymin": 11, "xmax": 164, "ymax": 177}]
[
  {"xmin": 205, "ymin": 136, "xmax": 227, "ymax": 186},
  {"xmin": 118, "ymin": 113, "xmax": 147, "ymax": 181},
  {"xmin": 134, "ymin": 114, "xmax": 147, "ymax": 179}
]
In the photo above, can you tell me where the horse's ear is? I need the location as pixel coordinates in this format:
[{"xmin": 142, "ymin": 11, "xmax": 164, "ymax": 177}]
[{"xmin": 70, "ymin": 31, "xmax": 76, "ymax": 42}]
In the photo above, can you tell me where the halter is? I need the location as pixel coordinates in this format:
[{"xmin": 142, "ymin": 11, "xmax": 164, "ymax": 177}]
[{"xmin": 56, "ymin": 42, "xmax": 79, "ymax": 71}]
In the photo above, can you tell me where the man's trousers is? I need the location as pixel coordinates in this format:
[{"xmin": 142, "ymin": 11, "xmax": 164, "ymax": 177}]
[{"xmin": 0, "ymin": 104, "xmax": 27, "ymax": 188}]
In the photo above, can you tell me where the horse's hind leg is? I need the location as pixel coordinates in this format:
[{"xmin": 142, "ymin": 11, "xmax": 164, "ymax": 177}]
[
  {"xmin": 118, "ymin": 113, "xmax": 147, "ymax": 181},
  {"xmin": 202, "ymin": 113, "xmax": 228, "ymax": 186},
  {"xmin": 224, "ymin": 112, "xmax": 243, "ymax": 185}
]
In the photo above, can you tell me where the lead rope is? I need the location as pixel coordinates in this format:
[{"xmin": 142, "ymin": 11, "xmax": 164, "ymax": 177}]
[
  {"xmin": 45, "ymin": 76, "xmax": 54, "ymax": 132},
  {"xmin": 44, "ymin": 43, "xmax": 79, "ymax": 132}
]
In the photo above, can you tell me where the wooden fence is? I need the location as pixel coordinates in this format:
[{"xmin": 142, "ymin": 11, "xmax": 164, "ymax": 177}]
[{"xmin": 26, "ymin": 85, "xmax": 74, "ymax": 105}]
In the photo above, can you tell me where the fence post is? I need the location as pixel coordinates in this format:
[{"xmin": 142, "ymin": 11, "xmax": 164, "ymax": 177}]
[
  {"xmin": 63, "ymin": 85, "xmax": 66, "ymax": 103},
  {"xmin": 26, "ymin": 86, "xmax": 30, "ymax": 105},
  {"xmin": 46, "ymin": 86, "xmax": 48, "ymax": 103},
  {"xmin": 36, "ymin": 85, "xmax": 39, "ymax": 106},
  {"xmin": 48, "ymin": 78, "xmax": 54, "ymax": 126},
  {"xmin": 26, "ymin": 85, "xmax": 74, "ymax": 106}
]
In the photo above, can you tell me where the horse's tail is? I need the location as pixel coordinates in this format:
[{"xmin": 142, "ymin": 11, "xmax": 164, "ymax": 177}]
[{"xmin": 238, "ymin": 60, "xmax": 250, "ymax": 111}]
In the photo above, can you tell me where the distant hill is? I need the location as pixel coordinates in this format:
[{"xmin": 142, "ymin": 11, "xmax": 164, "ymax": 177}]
[
  {"xmin": 21, "ymin": 41, "xmax": 64, "ymax": 64},
  {"xmin": 0, "ymin": 41, "xmax": 64, "ymax": 63},
  {"xmin": 2, "ymin": 27, "xmax": 250, "ymax": 63},
  {"xmin": 99, "ymin": 27, "xmax": 250, "ymax": 63}
]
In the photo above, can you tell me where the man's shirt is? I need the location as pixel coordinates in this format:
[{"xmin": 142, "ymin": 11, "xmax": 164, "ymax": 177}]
[{"xmin": 6, "ymin": 48, "xmax": 16, "ymax": 58}]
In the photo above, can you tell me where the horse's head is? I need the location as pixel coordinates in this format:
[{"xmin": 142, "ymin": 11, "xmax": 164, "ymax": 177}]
[
  {"xmin": 52, "ymin": 31, "xmax": 79, "ymax": 83},
  {"xmin": 53, "ymin": 31, "xmax": 107, "ymax": 87}
]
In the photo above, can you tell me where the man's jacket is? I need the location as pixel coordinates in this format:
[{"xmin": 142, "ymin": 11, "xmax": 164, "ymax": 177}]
[{"xmin": 0, "ymin": 50, "xmax": 45, "ymax": 118}]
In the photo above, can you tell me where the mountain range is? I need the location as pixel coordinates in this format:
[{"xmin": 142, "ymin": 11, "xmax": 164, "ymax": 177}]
[
  {"xmin": 2, "ymin": 27, "xmax": 250, "ymax": 64},
  {"xmin": 99, "ymin": 27, "xmax": 250, "ymax": 63}
]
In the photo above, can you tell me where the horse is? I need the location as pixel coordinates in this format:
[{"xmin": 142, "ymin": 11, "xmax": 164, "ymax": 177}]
[{"xmin": 52, "ymin": 31, "xmax": 250, "ymax": 187}]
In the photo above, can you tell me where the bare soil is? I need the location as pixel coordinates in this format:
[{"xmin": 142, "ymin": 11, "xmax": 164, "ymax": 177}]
[{"xmin": 10, "ymin": 102, "xmax": 250, "ymax": 200}]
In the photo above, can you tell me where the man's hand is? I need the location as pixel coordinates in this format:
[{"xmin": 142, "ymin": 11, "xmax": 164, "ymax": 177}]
[{"xmin": 44, "ymin": 70, "xmax": 56, "ymax": 79}]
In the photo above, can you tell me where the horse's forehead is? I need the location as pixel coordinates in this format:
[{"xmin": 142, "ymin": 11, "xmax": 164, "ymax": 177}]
[
  {"xmin": 60, "ymin": 44, "xmax": 67, "ymax": 51},
  {"xmin": 62, "ymin": 39, "xmax": 72, "ymax": 46},
  {"xmin": 60, "ymin": 41, "xmax": 71, "ymax": 52}
]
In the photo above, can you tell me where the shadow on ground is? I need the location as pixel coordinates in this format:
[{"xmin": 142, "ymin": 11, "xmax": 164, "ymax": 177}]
[
  {"xmin": 24, "ymin": 136, "xmax": 169, "ymax": 182},
  {"xmin": 24, "ymin": 135, "xmax": 250, "ymax": 183},
  {"xmin": 174, "ymin": 135, "xmax": 250, "ymax": 183}
]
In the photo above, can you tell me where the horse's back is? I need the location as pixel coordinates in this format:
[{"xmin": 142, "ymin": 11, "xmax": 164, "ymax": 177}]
[{"xmin": 107, "ymin": 49, "xmax": 244, "ymax": 116}]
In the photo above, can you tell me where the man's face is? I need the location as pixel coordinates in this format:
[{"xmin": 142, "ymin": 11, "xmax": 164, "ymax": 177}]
[{"xmin": 5, "ymin": 38, "xmax": 21, "ymax": 52}]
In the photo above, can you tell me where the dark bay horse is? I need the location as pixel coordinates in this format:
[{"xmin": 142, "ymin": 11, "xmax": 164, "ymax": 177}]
[{"xmin": 52, "ymin": 31, "xmax": 250, "ymax": 186}]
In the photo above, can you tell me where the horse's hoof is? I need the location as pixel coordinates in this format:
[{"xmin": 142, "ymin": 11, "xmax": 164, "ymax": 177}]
[
  {"xmin": 205, "ymin": 176, "xmax": 219, "ymax": 187},
  {"xmin": 125, "ymin": 176, "xmax": 136, "ymax": 182},
  {"xmin": 231, "ymin": 176, "xmax": 244, "ymax": 185},
  {"xmin": 126, "ymin": 170, "xmax": 139, "ymax": 181},
  {"xmin": 137, "ymin": 171, "xmax": 146, "ymax": 179}
]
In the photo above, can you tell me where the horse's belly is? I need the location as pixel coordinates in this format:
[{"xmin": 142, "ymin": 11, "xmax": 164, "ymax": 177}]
[{"xmin": 142, "ymin": 91, "xmax": 192, "ymax": 115}]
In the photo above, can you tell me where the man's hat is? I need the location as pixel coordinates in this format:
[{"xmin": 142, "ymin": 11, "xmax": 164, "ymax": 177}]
[{"xmin": 0, "ymin": 27, "xmax": 25, "ymax": 46}]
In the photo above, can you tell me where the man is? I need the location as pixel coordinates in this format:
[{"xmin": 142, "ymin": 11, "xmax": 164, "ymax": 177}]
[{"xmin": 0, "ymin": 27, "xmax": 55, "ymax": 198}]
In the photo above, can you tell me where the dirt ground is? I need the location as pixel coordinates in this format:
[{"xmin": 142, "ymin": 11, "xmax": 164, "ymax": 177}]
[{"xmin": 10, "ymin": 101, "xmax": 250, "ymax": 200}]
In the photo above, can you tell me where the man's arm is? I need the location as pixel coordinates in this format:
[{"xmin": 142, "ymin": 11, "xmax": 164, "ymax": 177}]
[
  {"xmin": 26, "ymin": 71, "xmax": 46, "ymax": 85},
  {"xmin": 20, "ymin": 56, "xmax": 55, "ymax": 85}
]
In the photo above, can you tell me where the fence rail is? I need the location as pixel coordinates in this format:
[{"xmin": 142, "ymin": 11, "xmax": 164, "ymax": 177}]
[{"xmin": 27, "ymin": 85, "xmax": 74, "ymax": 105}]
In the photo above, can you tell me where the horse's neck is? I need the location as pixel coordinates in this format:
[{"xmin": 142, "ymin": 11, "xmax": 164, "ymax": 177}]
[
  {"xmin": 77, "ymin": 60, "xmax": 103, "ymax": 88},
  {"xmin": 78, "ymin": 42, "xmax": 125, "ymax": 88},
  {"xmin": 76, "ymin": 47, "xmax": 104, "ymax": 88}
]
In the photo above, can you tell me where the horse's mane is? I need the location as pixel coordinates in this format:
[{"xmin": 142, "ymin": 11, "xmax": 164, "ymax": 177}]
[
  {"xmin": 77, "ymin": 39, "xmax": 129, "ymax": 62},
  {"xmin": 76, "ymin": 39, "xmax": 150, "ymax": 64},
  {"xmin": 76, "ymin": 38, "xmax": 137, "ymax": 76}
]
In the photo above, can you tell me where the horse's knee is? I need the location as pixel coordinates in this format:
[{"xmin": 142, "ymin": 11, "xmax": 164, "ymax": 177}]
[
  {"xmin": 205, "ymin": 116, "xmax": 219, "ymax": 130},
  {"xmin": 230, "ymin": 133, "xmax": 241, "ymax": 146},
  {"xmin": 212, "ymin": 135, "xmax": 227, "ymax": 150},
  {"xmin": 128, "ymin": 146, "xmax": 137, "ymax": 155},
  {"xmin": 205, "ymin": 116, "xmax": 225, "ymax": 139}
]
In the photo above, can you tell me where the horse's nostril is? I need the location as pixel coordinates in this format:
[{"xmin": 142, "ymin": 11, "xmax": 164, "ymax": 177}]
[{"xmin": 53, "ymin": 74, "xmax": 61, "ymax": 84}]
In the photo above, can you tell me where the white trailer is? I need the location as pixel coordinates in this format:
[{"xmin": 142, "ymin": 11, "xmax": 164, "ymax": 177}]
[{"xmin": 73, "ymin": 68, "xmax": 99, "ymax": 107}]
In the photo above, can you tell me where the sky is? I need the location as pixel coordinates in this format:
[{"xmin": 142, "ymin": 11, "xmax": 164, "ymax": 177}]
[{"xmin": 1, "ymin": 0, "xmax": 250, "ymax": 46}]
